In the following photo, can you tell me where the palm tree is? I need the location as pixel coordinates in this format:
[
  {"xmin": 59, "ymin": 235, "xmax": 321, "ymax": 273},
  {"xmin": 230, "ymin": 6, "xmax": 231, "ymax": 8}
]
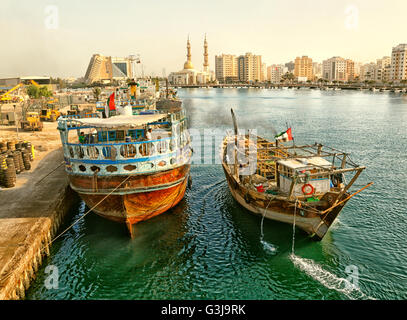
[{"xmin": 92, "ymin": 87, "xmax": 101, "ymax": 101}]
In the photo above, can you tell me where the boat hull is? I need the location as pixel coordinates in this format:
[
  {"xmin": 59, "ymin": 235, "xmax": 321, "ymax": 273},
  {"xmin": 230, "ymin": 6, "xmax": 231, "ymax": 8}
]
[
  {"xmin": 222, "ymin": 164, "xmax": 348, "ymax": 240},
  {"xmin": 68, "ymin": 164, "xmax": 190, "ymax": 236}
]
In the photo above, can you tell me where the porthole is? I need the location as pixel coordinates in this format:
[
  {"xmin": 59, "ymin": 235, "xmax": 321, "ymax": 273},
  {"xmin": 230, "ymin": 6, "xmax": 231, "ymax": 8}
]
[
  {"xmin": 90, "ymin": 166, "xmax": 100, "ymax": 172},
  {"xmin": 79, "ymin": 165, "xmax": 86, "ymax": 172},
  {"xmin": 106, "ymin": 165, "xmax": 118, "ymax": 172},
  {"xmin": 123, "ymin": 165, "xmax": 137, "ymax": 171}
]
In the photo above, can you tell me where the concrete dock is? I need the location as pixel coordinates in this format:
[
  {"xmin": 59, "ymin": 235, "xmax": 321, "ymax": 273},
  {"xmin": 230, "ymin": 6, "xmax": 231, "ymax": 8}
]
[
  {"xmin": 0, "ymin": 112, "xmax": 76, "ymax": 299},
  {"xmin": 0, "ymin": 147, "xmax": 75, "ymax": 299}
]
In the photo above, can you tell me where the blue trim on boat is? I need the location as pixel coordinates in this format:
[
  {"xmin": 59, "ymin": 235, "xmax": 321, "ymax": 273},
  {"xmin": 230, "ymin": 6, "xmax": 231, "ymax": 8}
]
[
  {"xmin": 65, "ymin": 136, "xmax": 173, "ymax": 147},
  {"xmin": 68, "ymin": 152, "xmax": 177, "ymax": 164}
]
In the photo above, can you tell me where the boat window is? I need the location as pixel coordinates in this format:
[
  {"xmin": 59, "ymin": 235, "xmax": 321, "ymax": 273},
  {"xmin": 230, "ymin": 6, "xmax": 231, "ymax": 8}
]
[
  {"xmin": 108, "ymin": 131, "xmax": 116, "ymax": 141},
  {"xmin": 116, "ymin": 130, "xmax": 125, "ymax": 141},
  {"xmin": 128, "ymin": 129, "xmax": 144, "ymax": 140},
  {"xmin": 98, "ymin": 131, "xmax": 108, "ymax": 142}
]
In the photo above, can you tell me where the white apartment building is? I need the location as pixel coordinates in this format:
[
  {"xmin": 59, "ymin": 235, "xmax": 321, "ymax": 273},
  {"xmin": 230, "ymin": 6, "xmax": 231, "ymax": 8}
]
[
  {"xmin": 322, "ymin": 57, "xmax": 347, "ymax": 81},
  {"xmin": 267, "ymin": 64, "xmax": 287, "ymax": 83},
  {"xmin": 375, "ymin": 56, "xmax": 391, "ymax": 82},
  {"xmin": 360, "ymin": 63, "xmax": 377, "ymax": 81}
]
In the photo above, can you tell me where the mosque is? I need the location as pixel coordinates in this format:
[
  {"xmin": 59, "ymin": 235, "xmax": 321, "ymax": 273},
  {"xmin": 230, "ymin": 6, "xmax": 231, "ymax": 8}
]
[{"xmin": 168, "ymin": 35, "xmax": 215, "ymax": 85}]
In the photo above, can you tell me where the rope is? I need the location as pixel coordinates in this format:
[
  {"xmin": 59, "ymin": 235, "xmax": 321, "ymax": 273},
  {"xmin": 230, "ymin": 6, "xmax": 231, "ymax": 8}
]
[
  {"xmin": 292, "ymin": 199, "xmax": 298, "ymax": 254},
  {"xmin": 35, "ymin": 161, "xmax": 65, "ymax": 185},
  {"xmin": 260, "ymin": 196, "xmax": 274, "ymax": 241},
  {"xmin": 41, "ymin": 174, "xmax": 132, "ymax": 252}
]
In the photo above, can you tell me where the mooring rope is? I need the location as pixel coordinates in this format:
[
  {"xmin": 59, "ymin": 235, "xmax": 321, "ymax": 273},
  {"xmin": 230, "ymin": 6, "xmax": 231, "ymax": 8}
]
[
  {"xmin": 41, "ymin": 174, "xmax": 132, "ymax": 252},
  {"xmin": 292, "ymin": 199, "xmax": 298, "ymax": 254},
  {"xmin": 35, "ymin": 161, "xmax": 65, "ymax": 185}
]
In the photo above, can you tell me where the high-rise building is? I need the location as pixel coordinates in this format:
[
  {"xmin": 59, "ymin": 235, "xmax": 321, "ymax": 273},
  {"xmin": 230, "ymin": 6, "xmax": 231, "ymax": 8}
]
[
  {"xmin": 84, "ymin": 54, "xmax": 113, "ymax": 84},
  {"xmin": 215, "ymin": 54, "xmax": 238, "ymax": 82},
  {"xmin": 322, "ymin": 57, "xmax": 347, "ymax": 82},
  {"xmin": 285, "ymin": 61, "xmax": 295, "ymax": 73},
  {"xmin": 85, "ymin": 54, "xmax": 133, "ymax": 84},
  {"xmin": 390, "ymin": 44, "xmax": 407, "ymax": 81},
  {"xmin": 354, "ymin": 62, "xmax": 363, "ymax": 79},
  {"xmin": 345, "ymin": 59, "xmax": 355, "ymax": 81},
  {"xmin": 312, "ymin": 62, "xmax": 322, "ymax": 79},
  {"xmin": 261, "ymin": 63, "xmax": 267, "ymax": 82},
  {"xmin": 360, "ymin": 63, "xmax": 377, "ymax": 81},
  {"xmin": 375, "ymin": 56, "xmax": 391, "ymax": 82},
  {"xmin": 294, "ymin": 56, "xmax": 313, "ymax": 80},
  {"xmin": 237, "ymin": 53, "xmax": 262, "ymax": 82},
  {"xmin": 267, "ymin": 64, "xmax": 287, "ymax": 83},
  {"xmin": 112, "ymin": 57, "xmax": 133, "ymax": 80}
]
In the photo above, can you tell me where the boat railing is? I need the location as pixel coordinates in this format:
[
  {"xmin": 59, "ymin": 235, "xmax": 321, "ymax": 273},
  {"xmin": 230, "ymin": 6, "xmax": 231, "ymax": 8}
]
[
  {"xmin": 62, "ymin": 131, "xmax": 191, "ymax": 175},
  {"xmin": 61, "ymin": 113, "xmax": 100, "ymax": 120}
]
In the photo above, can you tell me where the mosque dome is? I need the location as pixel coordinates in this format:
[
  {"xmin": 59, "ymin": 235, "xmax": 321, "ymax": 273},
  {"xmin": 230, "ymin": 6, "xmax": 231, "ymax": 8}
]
[{"xmin": 183, "ymin": 60, "xmax": 194, "ymax": 70}]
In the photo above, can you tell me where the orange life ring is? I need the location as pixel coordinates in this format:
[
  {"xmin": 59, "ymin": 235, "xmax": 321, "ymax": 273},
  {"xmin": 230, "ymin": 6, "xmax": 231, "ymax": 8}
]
[{"xmin": 302, "ymin": 183, "xmax": 314, "ymax": 195}]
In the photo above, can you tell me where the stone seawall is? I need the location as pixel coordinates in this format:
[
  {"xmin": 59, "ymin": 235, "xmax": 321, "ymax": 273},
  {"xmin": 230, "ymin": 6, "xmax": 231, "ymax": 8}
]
[{"xmin": 0, "ymin": 148, "xmax": 75, "ymax": 299}]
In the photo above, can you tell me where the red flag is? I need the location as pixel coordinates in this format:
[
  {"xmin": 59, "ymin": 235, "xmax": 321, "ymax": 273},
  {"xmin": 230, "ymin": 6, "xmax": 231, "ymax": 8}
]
[
  {"xmin": 286, "ymin": 128, "xmax": 293, "ymax": 141},
  {"xmin": 108, "ymin": 92, "xmax": 116, "ymax": 111}
]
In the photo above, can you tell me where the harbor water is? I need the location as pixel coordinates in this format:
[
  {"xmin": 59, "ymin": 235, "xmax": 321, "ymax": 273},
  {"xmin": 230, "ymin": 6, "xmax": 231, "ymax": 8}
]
[{"xmin": 27, "ymin": 88, "xmax": 407, "ymax": 300}]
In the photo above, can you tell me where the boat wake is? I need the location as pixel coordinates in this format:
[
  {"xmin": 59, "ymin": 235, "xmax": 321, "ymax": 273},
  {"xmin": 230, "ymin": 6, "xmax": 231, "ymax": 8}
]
[
  {"xmin": 290, "ymin": 201, "xmax": 374, "ymax": 300},
  {"xmin": 289, "ymin": 254, "xmax": 375, "ymax": 300}
]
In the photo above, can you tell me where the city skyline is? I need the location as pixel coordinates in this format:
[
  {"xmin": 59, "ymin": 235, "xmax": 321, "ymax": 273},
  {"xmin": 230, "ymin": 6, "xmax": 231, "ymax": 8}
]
[{"xmin": 1, "ymin": 0, "xmax": 407, "ymax": 78}]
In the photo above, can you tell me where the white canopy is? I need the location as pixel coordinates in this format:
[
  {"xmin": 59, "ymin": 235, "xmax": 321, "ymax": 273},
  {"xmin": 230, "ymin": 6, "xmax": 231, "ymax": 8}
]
[
  {"xmin": 278, "ymin": 157, "xmax": 332, "ymax": 170},
  {"xmin": 73, "ymin": 114, "xmax": 168, "ymax": 129}
]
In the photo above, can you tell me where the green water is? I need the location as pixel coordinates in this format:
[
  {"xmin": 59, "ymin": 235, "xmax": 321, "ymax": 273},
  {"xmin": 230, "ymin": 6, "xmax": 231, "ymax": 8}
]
[{"xmin": 27, "ymin": 88, "xmax": 407, "ymax": 300}]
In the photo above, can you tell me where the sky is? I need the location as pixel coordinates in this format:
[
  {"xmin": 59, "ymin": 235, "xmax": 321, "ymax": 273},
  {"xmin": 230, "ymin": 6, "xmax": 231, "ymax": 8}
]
[{"xmin": 0, "ymin": 0, "xmax": 406, "ymax": 78}]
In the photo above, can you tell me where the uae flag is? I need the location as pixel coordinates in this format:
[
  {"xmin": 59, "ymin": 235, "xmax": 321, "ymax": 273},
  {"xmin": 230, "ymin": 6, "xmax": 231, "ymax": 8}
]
[{"xmin": 275, "ymin": 128, "xmax": 293, "ymax": 142}]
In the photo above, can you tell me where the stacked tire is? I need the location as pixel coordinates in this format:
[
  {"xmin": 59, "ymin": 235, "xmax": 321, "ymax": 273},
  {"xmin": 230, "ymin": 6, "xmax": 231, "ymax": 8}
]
[{"xmin": 0, "ymin": 140, "xmax": 34, "ymax": 188}]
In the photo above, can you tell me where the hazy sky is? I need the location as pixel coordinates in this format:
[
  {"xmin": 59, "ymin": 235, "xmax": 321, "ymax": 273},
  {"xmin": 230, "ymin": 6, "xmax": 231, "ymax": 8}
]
[{"xmin": 1, "ymin": 0, "xmax": 406, "ymax": 78}]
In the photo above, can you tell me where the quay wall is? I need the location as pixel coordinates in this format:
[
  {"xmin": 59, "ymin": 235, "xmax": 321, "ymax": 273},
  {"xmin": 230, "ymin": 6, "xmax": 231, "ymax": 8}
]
[{"xmin": 0, "ymin": 148, "xmax": 76, "ymax": 300}]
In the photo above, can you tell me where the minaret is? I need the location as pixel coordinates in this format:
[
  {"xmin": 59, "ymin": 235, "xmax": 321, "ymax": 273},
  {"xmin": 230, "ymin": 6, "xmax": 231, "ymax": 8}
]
[
  {"xmin": 203, "ymin": 34, "xmax": 209, "ymax": 72},
  {"xmin": 184, "ymin": 35, "xmax": 194, "ymax": 70}
]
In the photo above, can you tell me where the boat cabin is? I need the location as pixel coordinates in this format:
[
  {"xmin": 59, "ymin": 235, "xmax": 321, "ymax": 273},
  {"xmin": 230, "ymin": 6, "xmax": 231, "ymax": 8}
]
[
  {"xmin": 277, "ymin": 156, "xmax": 332, "ymax": 197},
  {"xmin": 57, "ymin": 110, "xmax": 189, "ymax": 176}
]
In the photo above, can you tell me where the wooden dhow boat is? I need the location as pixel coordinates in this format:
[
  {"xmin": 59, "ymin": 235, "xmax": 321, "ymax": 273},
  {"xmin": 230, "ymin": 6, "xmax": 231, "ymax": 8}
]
[
  {"xmin": 57, "ymin": 103, "xmax": 191, "ymax": 237},
  {"xmin": 220, "ymin": 109, "xmax": 372, "ymax": 240}
]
